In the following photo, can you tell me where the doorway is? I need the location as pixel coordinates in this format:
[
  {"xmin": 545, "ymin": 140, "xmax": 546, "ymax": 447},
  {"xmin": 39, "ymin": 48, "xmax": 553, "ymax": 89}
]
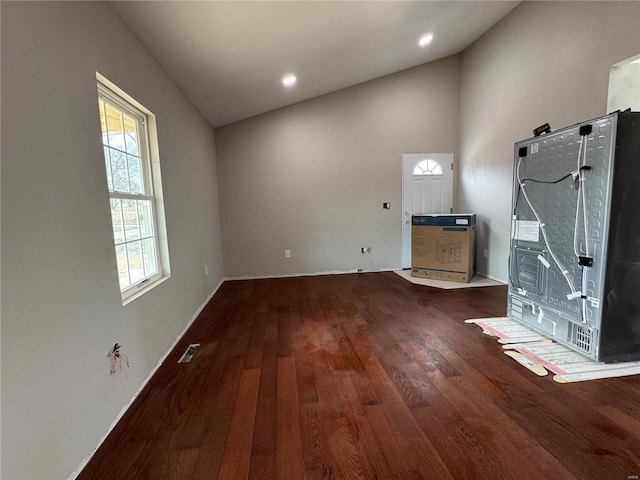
[
  {"xmin": 401, "ymin": 153, "xmax": 453, "ymax": 269},
  {"xmin": 607, "ymin": 53, "xmax": 640, "ymax": 113}
]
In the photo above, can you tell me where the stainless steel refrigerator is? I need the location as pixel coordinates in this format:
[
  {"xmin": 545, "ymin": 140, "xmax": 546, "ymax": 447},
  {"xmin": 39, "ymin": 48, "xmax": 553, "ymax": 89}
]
[{"xmin": 507, "ymin": 111, "xmax": 640, "ymax": 362}]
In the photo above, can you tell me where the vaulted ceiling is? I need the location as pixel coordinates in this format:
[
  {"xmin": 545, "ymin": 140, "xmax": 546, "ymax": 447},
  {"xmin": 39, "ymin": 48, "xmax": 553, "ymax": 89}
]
[{"xmin": 111, "ymin": 1, "xmax": 520, "ymax": 127}]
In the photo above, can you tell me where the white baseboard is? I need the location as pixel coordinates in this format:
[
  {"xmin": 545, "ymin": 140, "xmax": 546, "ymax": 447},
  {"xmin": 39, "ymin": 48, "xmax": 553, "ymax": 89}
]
[
  {"xmin": 68, "ymin": 278, "xmax": 225, "ymax": 479},
  {"xmin": 224, "ymin": 267, "xmax": 398, "ymax": 281}
]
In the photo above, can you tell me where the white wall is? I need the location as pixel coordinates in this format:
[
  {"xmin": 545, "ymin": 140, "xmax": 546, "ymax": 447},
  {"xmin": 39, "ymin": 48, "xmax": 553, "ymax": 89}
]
[
  {"xmin": 0, "ymin": 2, "xmax": 224, "ymax": 478},
  {"xmin": 215, "ymin": 56, "xmax": 461, "ymax": 277},
  {"xmin": 458, "ymin": 1, "xmax": 640, "ymax": 282},
  {"xmin": 608, "ymin": 59, "xmax": 640, "ymax": 112},
  {"xmin": 4, "ymin": 1, "xmax": 639, "ymax": 477}
]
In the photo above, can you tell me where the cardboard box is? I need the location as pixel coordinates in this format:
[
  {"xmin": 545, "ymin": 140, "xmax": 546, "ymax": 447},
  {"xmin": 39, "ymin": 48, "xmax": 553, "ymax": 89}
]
[{"xmin": 411, "ymin": 214, "xmax": 476, "ymax": 283}]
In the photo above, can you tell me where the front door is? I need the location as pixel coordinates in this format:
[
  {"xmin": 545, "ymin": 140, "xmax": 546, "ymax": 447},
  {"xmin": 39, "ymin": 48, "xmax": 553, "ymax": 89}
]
[{"xmin": 401, "ymin": 153, "xmax": 453, "ymax": 269}]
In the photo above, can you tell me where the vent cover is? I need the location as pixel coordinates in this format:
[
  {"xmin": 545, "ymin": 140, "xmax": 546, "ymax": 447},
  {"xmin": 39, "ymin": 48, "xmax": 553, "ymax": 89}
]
[
  {"xmin": 567, "ymin": 323, "xmax": 592, "ymax": 353},
  {"xmin": 178, "ymin": 343, "xmax": 200, "ymax": 363}
]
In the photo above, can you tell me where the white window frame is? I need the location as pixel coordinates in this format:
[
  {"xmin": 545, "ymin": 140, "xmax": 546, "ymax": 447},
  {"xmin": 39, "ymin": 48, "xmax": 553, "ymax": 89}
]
[{"xmin": 97, "ymin": 74, "xmax": 170, "ymax": 304}]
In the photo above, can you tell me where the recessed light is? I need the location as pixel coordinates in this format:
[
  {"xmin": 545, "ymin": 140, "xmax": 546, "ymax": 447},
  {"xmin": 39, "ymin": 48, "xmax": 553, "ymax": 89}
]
[
  {"xmin": 418, "ymin": 34, "xmax": 434, "ymax": 47},
  {"xmin": 282, "ymin": 74, "xmax": 297, "ymax": 87}
]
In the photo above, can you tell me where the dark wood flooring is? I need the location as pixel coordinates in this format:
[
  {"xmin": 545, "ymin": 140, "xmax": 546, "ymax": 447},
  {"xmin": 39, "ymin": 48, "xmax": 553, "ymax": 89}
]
[{"xmin": 78, "ymin": 272, "xmax": 640, "ymax": 479}]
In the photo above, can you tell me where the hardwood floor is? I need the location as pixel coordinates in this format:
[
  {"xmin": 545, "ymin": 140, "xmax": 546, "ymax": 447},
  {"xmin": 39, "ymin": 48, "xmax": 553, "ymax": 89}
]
[{"xmin": 78, "ymin": 272, "xmax": 640, "ymax": 479}]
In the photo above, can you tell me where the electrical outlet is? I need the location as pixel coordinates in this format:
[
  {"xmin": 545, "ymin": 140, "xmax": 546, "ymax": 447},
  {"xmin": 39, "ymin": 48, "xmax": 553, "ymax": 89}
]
[
  {"xmin": 361, "ymin": 246, "xmax": 371, "ymax": 253},
  {"xmin": 205, "ymin": 265, "xmax": 208, "ymax": 276},
  {"xmin": 285, "ymin": 249, "xmax": 292, "ymax": 258}
]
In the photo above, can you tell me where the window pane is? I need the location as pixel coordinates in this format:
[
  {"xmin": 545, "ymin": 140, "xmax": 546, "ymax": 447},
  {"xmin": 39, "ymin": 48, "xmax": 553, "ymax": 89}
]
[
  {"xmin": 413, "ymin": 159, "xmax": 444, "ymax": 176},
  {"xmin": 127, "ymin": 155, "xmax": 143, "ymax": 194},
  {"xmin": 103, "ymin": 147, "xmax": 113, "ymax": 190},
  {"xmin": 110, "ymin": 199, "xmax": 125, "ymax": 244},
  {"xmin": 123, "ymin": 115, "xmax": 139, "ymax": 156},
  {"xmin": 428, "ymin": 159, "xmax": 444, "ymax": 175},
  {"xmin": 99, "ymin": 81, "xmax": 168, "ymax": 298},
  {"xmin": 142, "ymin": 238, "xmax": 158, "ymax": 277},
  {"xmin": 122, "ymin": 200, "xmax": 141, "ymax": 241},
  {"xmin": 115, "ymin": 244, "xmax": 130, "ymax": 289},
  {"xmin": 110, "ymin": 149, "xmax": 128, "ymax": 192},
  {"xmin": 127, "ymin": 241, "xmax": 144, "ymax": 284},
  {"xmin": 138, "ymin": 200, "xmax": 154, "ymax": 238},
  {"xmin": 105, "ymin": 102, "xmax": 125, "ymax": 151}
]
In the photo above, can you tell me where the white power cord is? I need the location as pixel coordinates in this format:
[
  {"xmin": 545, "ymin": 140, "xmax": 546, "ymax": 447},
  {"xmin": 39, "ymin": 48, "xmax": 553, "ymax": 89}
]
[{"xmin": 517, "ymin": 156, "xmax": 580, "ymax": 300}]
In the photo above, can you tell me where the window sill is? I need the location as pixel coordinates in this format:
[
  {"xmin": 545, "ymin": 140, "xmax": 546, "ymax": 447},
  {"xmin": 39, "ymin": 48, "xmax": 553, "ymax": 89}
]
[{"xmin": 122, "ymin": 275, "xmax": 170, "ymax": 306}]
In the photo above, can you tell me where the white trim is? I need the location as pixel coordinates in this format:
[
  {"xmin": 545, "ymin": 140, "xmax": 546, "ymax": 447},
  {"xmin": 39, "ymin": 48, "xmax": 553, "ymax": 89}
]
[
  {"xmin": 223, "ymin": 267, "xmax": 398, "ymax": 282},
  {"xmin": 122, "ymin": 274, "xmax": 169, "ymax": 306},
  {"xmin": 68, "ymin": 278, "xmax": 225, "ymax": 480}
]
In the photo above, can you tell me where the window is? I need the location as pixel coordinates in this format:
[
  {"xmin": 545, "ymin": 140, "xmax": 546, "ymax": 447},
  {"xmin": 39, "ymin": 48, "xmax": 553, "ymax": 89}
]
[
  {"xmin": 413, "ymin": 159, "xmax": 444, "ymax": 176},
  {"xmin": 97, "ymin": 75, "xmax": 169, "ymax": 302}
]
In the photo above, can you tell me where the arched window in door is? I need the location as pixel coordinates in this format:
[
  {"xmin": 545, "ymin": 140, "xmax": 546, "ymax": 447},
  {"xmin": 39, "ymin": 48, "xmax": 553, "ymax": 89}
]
[{"xmin": 413, "ymin": 159, "xmax": 444, "ymax": 176}]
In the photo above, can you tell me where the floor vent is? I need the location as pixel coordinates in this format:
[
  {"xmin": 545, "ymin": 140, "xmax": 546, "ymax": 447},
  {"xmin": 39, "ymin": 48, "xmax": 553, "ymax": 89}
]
[{"xmin": 178, "ymin": 343, "xmax": 200, "ymax": 363}]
